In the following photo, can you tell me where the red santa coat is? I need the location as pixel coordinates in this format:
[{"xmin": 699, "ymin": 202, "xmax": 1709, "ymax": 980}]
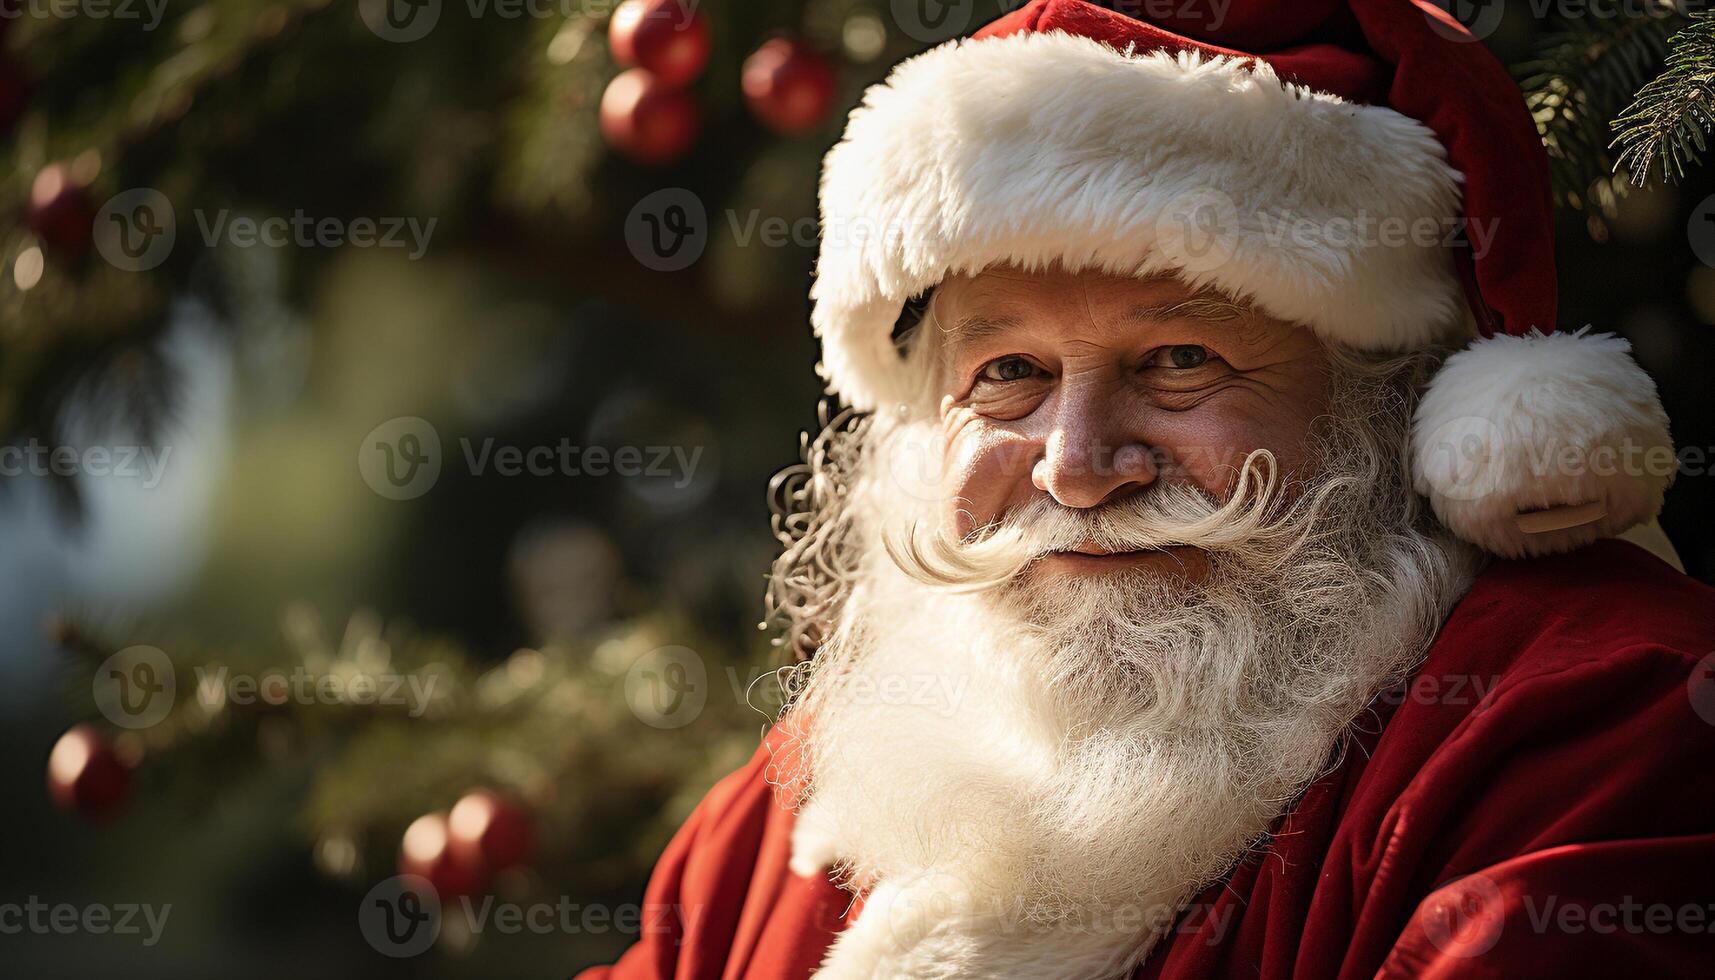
[{"xmin": 579, "ymin": 540, "xmax": 1715, "ymax": 978}]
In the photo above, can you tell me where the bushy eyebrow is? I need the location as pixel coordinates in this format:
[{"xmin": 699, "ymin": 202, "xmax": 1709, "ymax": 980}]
[
  {"xmin": 940, "ymin": 313, "xmax": 1022, "ymax": 346},
  {"xmin": 1122, "ymin": 295, "xmax": 1250, "ymax": 324}
]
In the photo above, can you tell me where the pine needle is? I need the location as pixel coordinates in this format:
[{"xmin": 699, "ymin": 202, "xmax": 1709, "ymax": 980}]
[
  {"xmin": 1613, "ymin": 10, "xmax": 1715, "ymax": 186},
  {"xmin": 1515, "ymin": 3, "xmax": 1686, "ymax": 213}
]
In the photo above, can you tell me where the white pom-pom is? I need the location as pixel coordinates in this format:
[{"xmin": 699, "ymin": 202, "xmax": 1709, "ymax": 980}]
[{"xmin": 1411, "ymin": 329, "xmax": 1674, "ymax": 558}]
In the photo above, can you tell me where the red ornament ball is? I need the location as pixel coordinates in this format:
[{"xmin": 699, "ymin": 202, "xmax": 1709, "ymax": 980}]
[
  {"xmin": 399, "ymin": 811, "xmax": 487, "ymax": 898},
  {"xmin": 742, "ymin": 38, "xmax": 835, "ymax": 136},
  {"xmin": 0, "ymin": 60, "xmax": 28, "ymax": 135},
  {"xmin": 448, "ymin": 789, "xmax": 536, "ymax": 874},
  {"xmin": 608, "ymin": 0, "xmax": 710, "ymax": 89},
  {"xmin": 47, "ymin": 724, "xmax": 133, "ymax": 821},
  {"xmin": 600, "ymin": 68, "xmax": 699, "ymax": 165},
  {"xmin": 27, "ymin": 163, "xmax": 98, "ymax": 259}
]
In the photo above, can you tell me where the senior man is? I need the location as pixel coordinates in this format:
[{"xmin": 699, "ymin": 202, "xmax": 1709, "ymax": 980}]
[{"xmin": 583, "ymin": 1, "xmax": 1715, "ymax": 977}]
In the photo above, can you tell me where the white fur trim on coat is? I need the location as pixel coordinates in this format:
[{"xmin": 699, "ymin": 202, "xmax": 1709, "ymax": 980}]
[
  {"xmin": 1411, "ymin": 330, "xmax": 1674, "ymax": 559},
  {"xmin": 811, "ymin": 29, "xmax": 1467, "ymax": 410}
]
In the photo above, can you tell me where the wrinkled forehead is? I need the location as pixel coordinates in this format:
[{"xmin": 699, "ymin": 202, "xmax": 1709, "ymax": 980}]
[{"xmin": 919, "ymin": 264, "xmax": 1306, "ymax": 354}]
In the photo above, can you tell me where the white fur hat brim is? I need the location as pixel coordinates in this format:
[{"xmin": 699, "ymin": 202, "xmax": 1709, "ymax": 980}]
[{"xmin": 810, "ymin": 30, "xmax": 1467, "ymax": 411}]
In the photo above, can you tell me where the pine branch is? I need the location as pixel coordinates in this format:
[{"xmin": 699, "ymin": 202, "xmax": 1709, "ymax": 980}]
[
  {"xmin": 1514, "ymin": 3, "xmax": 1686, "ymax": 212},
  {"xmin": 59, "ymin": 605, "xmax": 764, "ymax": 887},
  {"xmin": 1613, "ymin": 11, "xmax": 1715, "ymax": 186}
]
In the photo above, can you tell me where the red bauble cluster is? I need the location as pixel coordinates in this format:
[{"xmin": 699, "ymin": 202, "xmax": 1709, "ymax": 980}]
[
  {"xmin": 600, "ymin": 5, "xmax": 839, "ymax": 161},
  {"xmin": 27, "ymin": 163, "xmax": 98, "ymax": 259},
  {"xmin": 47, "ymin": 724, "xmax": 134, "ymax": 821},
  {"xmin": 399, "ymin": 789, "xmax": 535, "ymax": 897},
  {"xmin": 742, "ymin": 38, "xmax": 835, "ymax": 136},
  {"xmin": 602, "ymin": 0, "xmax": 710, "ymax": 164}
]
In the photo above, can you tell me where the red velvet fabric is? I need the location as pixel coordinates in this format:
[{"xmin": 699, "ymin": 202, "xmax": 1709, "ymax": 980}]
[
  {"xmin": 971, "ymin": 0, "xmax": 1557, "ymax": 339},
  {"xmin": 577, "ymin": 540, "xmax": 1715, "ymax": 978}
]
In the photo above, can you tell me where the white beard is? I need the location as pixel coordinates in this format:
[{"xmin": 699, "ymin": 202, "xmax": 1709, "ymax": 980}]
[{"xmin": 773, "ymin": 377, "xmax": 1478, "ymax": 979}]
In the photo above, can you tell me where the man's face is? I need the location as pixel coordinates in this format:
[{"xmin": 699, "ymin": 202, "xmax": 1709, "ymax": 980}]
[{"xmin": 931, "ymin": 266, "xmax": 1332, "ymax": 582}]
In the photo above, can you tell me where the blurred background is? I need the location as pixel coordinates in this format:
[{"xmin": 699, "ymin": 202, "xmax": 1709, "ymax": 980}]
[{"xmin": 1, "ymin": 1, "xmax": 1712, "ymax": 977}]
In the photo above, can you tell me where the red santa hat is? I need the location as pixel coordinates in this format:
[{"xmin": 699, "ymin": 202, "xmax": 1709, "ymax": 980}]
[{"xmin": 809, "ymin": 0, "xmax": 1674, "ymax": 559}]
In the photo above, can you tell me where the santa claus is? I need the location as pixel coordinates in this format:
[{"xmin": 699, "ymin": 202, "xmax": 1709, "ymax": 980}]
[{"xmin": 583, "ymin": 1, "xmax": 1715, "ymax": 977}]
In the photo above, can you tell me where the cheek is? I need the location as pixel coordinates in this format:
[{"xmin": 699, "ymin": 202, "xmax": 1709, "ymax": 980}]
[
  {"xmin": 1148, "ymin": 400, "xmax": 1322, "ymax": 496},
  {"xmin": 940, "ymin": 417, "xmax": 1037, "ymax": 538}
]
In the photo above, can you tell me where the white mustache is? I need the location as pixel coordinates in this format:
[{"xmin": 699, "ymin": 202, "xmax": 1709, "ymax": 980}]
[{"xmin": 885, "ymin": 450, "xmax": 1305, "ymax": 592}]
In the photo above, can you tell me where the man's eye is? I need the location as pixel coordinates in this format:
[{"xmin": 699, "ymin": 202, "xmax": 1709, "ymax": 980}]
[
  {"xmin": 1148, "ymin": 345, "xmax": 1210, "ymax": 369},
  {"xmin": 978, "ymin": 356, "xmax": 1040, "ymax": 383}
]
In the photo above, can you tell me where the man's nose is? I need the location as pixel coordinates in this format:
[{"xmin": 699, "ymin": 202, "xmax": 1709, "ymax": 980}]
[{"xmin": 1030, "ymin": 384, "xmax": 1159, "ymax": 509}]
